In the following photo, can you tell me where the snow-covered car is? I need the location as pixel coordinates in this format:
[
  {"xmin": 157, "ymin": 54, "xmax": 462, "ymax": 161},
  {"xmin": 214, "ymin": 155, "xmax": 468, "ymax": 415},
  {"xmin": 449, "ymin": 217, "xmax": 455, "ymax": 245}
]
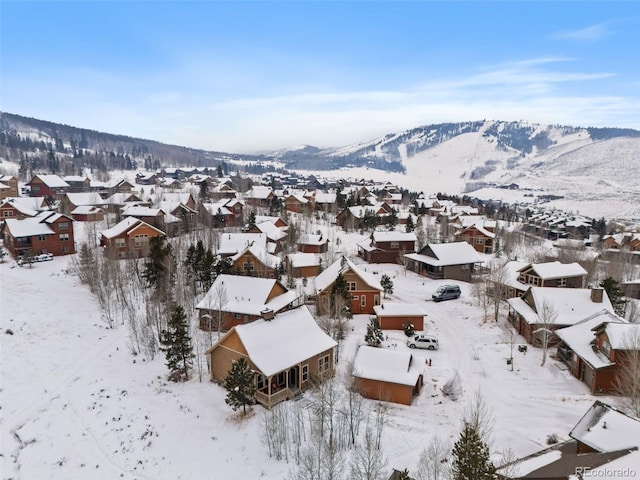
[
  {"xmin": 432, "ymin": 284, "xmax": 461, "ymax": 302},
  {"xmin": 35, "ymin": 253, "xmax": 54, "ymax": 262},
  {"xmin": 407, "ymin": 334, "xmax": 439, "ymax": 350}
]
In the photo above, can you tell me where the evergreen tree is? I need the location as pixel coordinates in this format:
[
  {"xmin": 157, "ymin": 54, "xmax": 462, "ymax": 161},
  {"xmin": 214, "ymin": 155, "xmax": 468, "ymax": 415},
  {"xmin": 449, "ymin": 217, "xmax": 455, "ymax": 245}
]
[
  {"xmin": 224, "ymin": 358, "xmax": 256, "ymax": 414},
  {"xmin": 405, "ymin": 215, "xmax": 415, "ymax": 233},
  {"xmin": 451, "ymin": 423, "xmax": 495, "ymax": 480},
  {"xmin": 247, "ymin": 211, "xmax": 256, "ymax": 228},
  {"xmin": 364, "ymin": 318, "xmax": 384, "ymax": 347},
  {"xmin": 199, "ymin": 181, "xmax": 209, "ymax": 203},
  {"xmin": 159, "ymin": 305, "xmax": 194, "ymax": 382},
  {"xmin": 142, "ymin": 236, "xmax": 175, "ymax": 296},
  {"xmin": 386, "ymin": 208, "xmax": 398, "ymax": 230},
  {"xmin": 381, "ymin": 274, "xmax": 394, "ymax": 298},
  {"xmin": 331, "ymin": 272, "xmax": 353, "ymax": 319},
  {"xmin": 600, "ymin": 277, "xmax": 626, "ymax": 317},
  {"xmin": 217, "ymin": 164, "xmax": 224, "ymax": 177}
]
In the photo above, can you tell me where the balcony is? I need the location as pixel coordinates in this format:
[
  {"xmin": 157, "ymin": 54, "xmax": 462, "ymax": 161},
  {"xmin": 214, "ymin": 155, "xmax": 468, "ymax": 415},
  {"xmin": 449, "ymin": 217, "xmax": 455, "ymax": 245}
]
[{"xmin": 255, "ymin": 388, "xmax": 294, "ymax": 409}]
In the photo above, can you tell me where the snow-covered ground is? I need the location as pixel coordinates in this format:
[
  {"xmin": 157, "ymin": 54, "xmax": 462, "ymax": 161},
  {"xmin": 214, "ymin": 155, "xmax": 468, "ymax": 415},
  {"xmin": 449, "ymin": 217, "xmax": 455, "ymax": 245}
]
[{"xmin": 1, "ymin": 234, "xmax": 614, "ymax": 478}]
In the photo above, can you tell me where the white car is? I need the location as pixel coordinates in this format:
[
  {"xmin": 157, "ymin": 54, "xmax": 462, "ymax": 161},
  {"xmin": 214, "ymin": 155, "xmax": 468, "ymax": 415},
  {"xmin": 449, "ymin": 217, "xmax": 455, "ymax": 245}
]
[
  {"xmin": 35, "ymin": 253, "xmax": 54, "ymax": 262},
  {"xmin": 407, "ymin": 334, "xmax": 439, "ymax": 350}
]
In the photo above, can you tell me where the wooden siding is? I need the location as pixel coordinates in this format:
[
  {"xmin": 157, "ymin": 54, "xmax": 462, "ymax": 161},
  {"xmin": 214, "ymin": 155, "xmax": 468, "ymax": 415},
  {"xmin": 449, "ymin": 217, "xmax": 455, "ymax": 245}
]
[
  {"xmin": 355, "ymin": 375, "xmax": 423, "ymax": 406},
  {"xmin": 377, "ymin": 314, "xmax": 424, "ymax": 331}
]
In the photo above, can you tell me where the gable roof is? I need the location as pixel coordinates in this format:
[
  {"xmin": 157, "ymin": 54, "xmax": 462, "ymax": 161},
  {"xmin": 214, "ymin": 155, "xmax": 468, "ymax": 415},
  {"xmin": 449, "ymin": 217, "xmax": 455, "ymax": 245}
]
[
  {"xmin": 555, "ymin": 310, "xmax": 626, "ymax": 370},
  {"xmin": 372, "ymin": 231, "xmax": 417, "ymax": 243},
  {"xmin": 0, "ymin": 198, "xmax": 40, "ymax": 217},
  {"xmin": 507, "ymin": 288, "xmax": 614, "ymax": 327},
  {"xmin": 230, "ymin": 244, "xmax": 279, "ymax": 269},
  {"xmin": 63, "ymin": 192, "xmax": 107, "ymax": 206},
  {"xmin": 3, "ymin": 217, "xmax": 55, "ymax": 237},
  {"xmin": 231, "ymin": 306, "xmax": 337, "ymax": 377},
  {"xmin": 374, "ymin": 303, "xmax": 426, "ymax": 317},
  {"xmin": 100, "ymin": 217, "xmax": 164, "ymax": 239},
  {"xmin": 405, "ymin": 241, "xmax": 482, "ymax": 267},
  {"xmin": 253, "ymin": 221, "xmax": 287, "ymax": 242},
  {"xmin": 196, "ymin": 274, "xmax": 298, "ymax": 316},
  {"xmin": 286, "ymin": 253, "xmax": 321, "ymax": 268},
  {"xmin": 518, "ymin": 261, "xmax": 588, "ymax": 280},
  {"xmin": 30, "ymin": 174, "xmax": 69, "ymax": 188},
  {"xmin": 298, "ymin": 234, "xmax": 327, "ymax": 246},
  {"xmin": 602, "ymin": 323, "xmax": 640, "ymax": 350},
  {"xmin": 217, "ymin": 233, "xmax": 268, "ymax": 256},
  {"xmin": 569, "ymin": 401, "xmax": 640, "ymax": 452},
  {"xmin": 315, "ymin": 256, "xmax": 383, "ymax": 293},
  {"xmin": 353, "ymin": 346, "xmax": 423, "ymax": 387}
]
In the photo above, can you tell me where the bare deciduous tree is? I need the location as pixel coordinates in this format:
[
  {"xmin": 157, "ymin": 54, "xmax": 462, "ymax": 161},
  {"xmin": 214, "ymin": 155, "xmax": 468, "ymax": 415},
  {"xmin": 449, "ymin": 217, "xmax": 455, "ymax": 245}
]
[
  {"xmin": 613, "ymin": 328, "xmax": 640, "ymax": 418},
  {"xmin": 349, "ymin": 427, "xmax": 388, "ymax": 480},
  {"xmin": 534, "ymin": 300, "xmax": 558, "ymax": 367},
  {"xmin": 462, "ymin": 389, "xmax": 495, "ymax": 445},
  {"xmin": 415, "ymin": 434, "xmax": 450, "ymax": 480}
]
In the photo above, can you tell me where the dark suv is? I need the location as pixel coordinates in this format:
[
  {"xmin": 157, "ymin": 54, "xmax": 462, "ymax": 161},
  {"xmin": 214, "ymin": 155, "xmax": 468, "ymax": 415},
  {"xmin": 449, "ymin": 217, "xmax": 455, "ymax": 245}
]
[{"xmin": 432, "ymin": 284, "xmax": 461, "ymax": 302}]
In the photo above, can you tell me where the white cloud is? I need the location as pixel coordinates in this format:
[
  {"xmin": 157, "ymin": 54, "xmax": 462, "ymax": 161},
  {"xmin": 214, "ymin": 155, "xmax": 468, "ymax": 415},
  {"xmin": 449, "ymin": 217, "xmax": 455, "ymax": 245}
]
[{"xmin": 550, "ymin": 23, "xmax": 610, "ymax": 42}]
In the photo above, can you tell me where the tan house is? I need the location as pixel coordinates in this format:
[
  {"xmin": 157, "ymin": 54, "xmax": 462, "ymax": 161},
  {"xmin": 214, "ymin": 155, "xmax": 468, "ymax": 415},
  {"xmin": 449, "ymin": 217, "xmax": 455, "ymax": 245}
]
[
  {"xmin": 456, "ymin": 223, "xmax": 496, "ymax": 254},
  {"xmin": 230, "ymin": 244, "xmax": 279, "ymax": 278},
  {"xmin": 297, "ymin": 234, "xmax": 329, "ymax": 254},
  {"xmin": 352, "ymin": 346, "xmax": 424, "ymax": 405},
  {"xmin": 0, "ymin": 175, "xmax": 19, "ymax": 200},
  {"xmin": 206, "ymin": 306, "xmax": 337, "ymax": 409},
  {"xmin": 285, "ymin": 253, "xmax": 321, "ymax": 278},
  {"xmin": 99, "ymin": 217, "xmax": 165, "ymax": 259},
  {"xmin": 517, "ymin": 261, "xmax": 587, "ymax": 288},
  {"xmin": 315, "ymin": 256, "xmax": 383, "ymax": 315},
  {"xmin": 373, "ymin": 303, "xmax": 426, "ymax": 331},
  {"xmin": 196, "ymin": 274, "xmax": 300, "ymax": 332}
]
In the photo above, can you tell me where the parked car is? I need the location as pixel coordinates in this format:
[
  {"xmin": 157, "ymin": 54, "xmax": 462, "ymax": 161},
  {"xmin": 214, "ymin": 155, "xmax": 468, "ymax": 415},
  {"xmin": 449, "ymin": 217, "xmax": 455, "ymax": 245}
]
[
  {"xmin": 432, "ymin": 284, "xmax": 461, "ymax": 302},
  {"xmin": 407, "ymin": 334, "xmax": 439, "ymax": 350},
  {"xmin": 35, "ymin": 253, "xmax": 54, "ymax": 262}
]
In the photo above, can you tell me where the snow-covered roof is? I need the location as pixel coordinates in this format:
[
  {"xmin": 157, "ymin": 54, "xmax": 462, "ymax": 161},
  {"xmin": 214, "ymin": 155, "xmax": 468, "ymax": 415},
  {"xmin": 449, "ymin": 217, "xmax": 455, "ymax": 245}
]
[
  {"xmin": 64, "ymin": 192, "xmax": 106, "ymax": 206},
  {"xmin": 286, "ymin": 253, "xmax": 320, "ymax": 268},
  {"xmin": 603, "ymin": 323, "xmax": 640, "ymax": 350},
  {"xmin": 570, "ymin": 401, "xmax": 640, "ymax": 452},
  {"xmin": 315, "ymin": 257, "xmax": 383, "ymax": 293},
  {"xmin": 230, "ymin": 244, "xmax": 279, "ymax": 269},
  {"xmin": 255, "ymin": 215, "xmax": 285, "ymax": 226},
  {"xmin": 520, "ymin": 261, "xmax": 588, "ymax": 280},
  {"xmin": 298, "ymin": 234, "xmax": 327, "ymax": 246},
  {"xmin": 372, "ymin": 231, "xmax": 417, "ymax": 243},
  {"xmin": 122, "ymin": 206, "xmax": 163, "ymax": 217},
  {"xmin": 233, "ymin": 306, "xmax": 336, "ymax": 377},
  {"xmin": 100, "ymin": 217, "xmax": 163, "ymax": 239},
  {"xmin": 32, "ymin": 174, "xmax": 69, "ymax": 188},
  {"xmin": 245, "ymin": 186, "xmax": 273, "ymax": 199},
  {"xmin": 314, "ymin": 192, "xmax": 336, "ymax": 203},
  {"xmin": 581, "ymin": 449, "xmax": 640, "ymax": 478},
  {"xmin": 353, "ymin": 346, "xmax": 423, "ymax": 387},
  {"xmin": 160, "ymin": 192, "xmax": 193, "ymax": 204},
  {"xmin": 3, "ymin": 218, "xmax": 54, "ymax": 237},
  {"xmin": 196, "ymin": 274, "xmax": 297, "ymax": 316},
  {"xmin": 71, "ymin": 205, "xmax": 104, "ymax": 215},
  {"xmin": 502, "ymin": 449, "xmax": 563, "ymax": 478},
  {"xmin": 406, "ymin": 242, "xmax": 482, "ymax": 267},
  {"xmin": 0, "ymin": 198, "xmax": 39, "ymax": 217},
  {"xmin": 217, "ymin": 233, "xmax": 267, "ymax": 256},
  {"xmin": 62, "ymin": 175, "xmax": 88, "ymax": 183},
  {"xmin": 507, "ymin": 288, "xmax": 614, "ymax": 327},
  {"xmin": 555, "ymin": 310, "xmax": 625, "ymax": 370},
  {"xmin": 459, "ymin": 223, "xmax": 496, "ymax": 239},
  {"xmin": 253, "ymin": 221, "xmax": 287, "ymax": 242},
  {"xmin": 373, "ymin": 303, "xmax": 426, "ymax": 317}
]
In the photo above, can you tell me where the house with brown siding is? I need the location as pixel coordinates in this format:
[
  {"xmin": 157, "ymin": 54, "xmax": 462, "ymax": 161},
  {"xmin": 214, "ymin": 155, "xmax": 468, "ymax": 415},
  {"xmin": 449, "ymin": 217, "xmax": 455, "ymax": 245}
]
[
  {"xmin": 0, "ymin": 175, "xmax": 19, "ymax": 199},
  {"xmin": 506, "ymin": 287, "xmax": 614, "ymax": 347},
  {"xmin": 455, "ymin": 223, "xmax": 496, "ymax": 254},
  {"xmin": 516, "ymin": 261, "xmax": 587, "ymax": 288},
  {"xmin": 404, "ymin": 242, "xmax": 484, "ymax": 282},
  {"xmin": 2, "ymin": 211, "xmax": 75, "ymax": 258},
  {"xmin": 315, "ymin": 256, "xmax": 383, "ymax": 315},
  {"xmin": 244, "ymin": 186, "xmax": 274, "ymax": 208},
  {"xmin": 206, "ymin": 306, "xmax": 336, "ymax": 409},
  {"xmin": 99, "ymin": 217, "xmax": 165, "ymax": 259},
  {"xmin": 556, "ymin": 310, "xmax": 629, "ymax": 394},
  {"xmin": 352, "ymin": 346, "xmax": 424, "ymax": 405},
  {"xmin": 71, "ymin": 205, "xmax": 105, "ymax": 222},
  {"xmin": 283, "ymin": 193, "xmax": 310, "ymax": 214},
  {"xmin": 230, "ymin": 244, "xmax": 279, "ymax": 278},
  {"xmin": 357, "ymin": 231, "xmax": 416, "ymax": 264},
  {"xmin": 196, "ymin": 274, "xmax": 300, "ymax": 332},
  {"xmin": 1, "ymin": 198, "xmax": 42, "ymax": 220},
  {"xmin": 27, "ymin": 174, "xmax": 70, "ymax": 200},
  {"xmin": 374, "ymin": 303, "xmax": 426, "ymax": 331},
  {"xmin": 336, "ymin": 202, "xmax": 394, "ymax": 230}
]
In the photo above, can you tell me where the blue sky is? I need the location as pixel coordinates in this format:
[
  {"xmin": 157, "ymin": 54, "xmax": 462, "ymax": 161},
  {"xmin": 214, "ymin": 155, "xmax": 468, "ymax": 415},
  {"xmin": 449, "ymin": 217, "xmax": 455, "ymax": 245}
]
[{"xmin": 2, "ymin": 1, "xmax": 639, "ymax": 153}]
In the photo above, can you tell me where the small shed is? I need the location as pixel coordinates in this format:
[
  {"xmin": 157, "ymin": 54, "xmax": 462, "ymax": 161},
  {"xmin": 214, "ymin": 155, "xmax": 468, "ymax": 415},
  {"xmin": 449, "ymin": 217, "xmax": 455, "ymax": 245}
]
[
  {"xmin": 373, "ymin": 303, "xmax": 426, "ymax": 331},
  {"xmin": 352, "ymin": 346, "xmax": 423, "ymax": 405}
]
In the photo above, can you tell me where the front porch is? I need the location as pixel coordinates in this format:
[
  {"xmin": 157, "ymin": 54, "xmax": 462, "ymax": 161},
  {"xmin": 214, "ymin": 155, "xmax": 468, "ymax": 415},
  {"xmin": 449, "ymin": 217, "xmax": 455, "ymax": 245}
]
[{"xmin": 254, "ymin": 365, "xmax": 304, "ymax": 409}]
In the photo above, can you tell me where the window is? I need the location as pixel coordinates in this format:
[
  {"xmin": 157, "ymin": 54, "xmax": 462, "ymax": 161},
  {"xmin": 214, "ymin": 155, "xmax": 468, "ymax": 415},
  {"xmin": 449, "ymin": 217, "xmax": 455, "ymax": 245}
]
[
  {"xmin": 351, "ymin": 295, "xmax": 359, "ymax": 300},
  {"xmin": 361, "ymin": 296, "xmax": 366, "ymax": 307},
  {"xmin": 461, "ymin": 264, "xmax": 470, "ymax": 270},
  {"xmin": 347, "ymin": 281, "xmax": 357, "ymax": 291},
  {"xmin": 3, "ymin": 211, "xmax": 13, "ymax": 217},
  {"xmin": 59, "ymin": 233, "xmax": 70, "ymax": 242},
  {"xmin": 243, "ymin": 261, "xmax": 254, "ymax": 271},
  {"xmin": 602, "ymin": 339, "xmax": 611, "ymax": 357},
  {"xmin": 257, "ymin": 374, "xmax": 266, "ymax": 391},
  {"xmin": 115, "ymin": 238, "xmax": 126, "ymax": 248},
  {"xmin": 59, "ymin": 222, "xmax": 69, "ymax": 230},
  {"xmin": 134, "ymin": 234, "xmax": 149, "ymax": 247},
  {"xmin": 301, "ymin": 364, "xmax": 309, "ymax": 382},
  {"xmin": 233, "ymin": 313, "xmax": 241, "ymax": 319},
  {"xmin": 558, "ymin": 278, "xmax": 567, "ymax": 287},
  {"xmin": 38, "ymin": 235, "xmax": 46, "ymax": 241},
  {"xmin": 390, "ymin": 241, "xmax": 399, "ymax": 249},
  {"xmin": 62, "ymin": 247, "xmax": 69, "ymax": 253},
  {"xmin": 318, "ymin": 354, "xmax": 330, "ymax": 374},
  {"xmin": 374, "ymin": 295, "xmax": 380, "ymax": 306}
]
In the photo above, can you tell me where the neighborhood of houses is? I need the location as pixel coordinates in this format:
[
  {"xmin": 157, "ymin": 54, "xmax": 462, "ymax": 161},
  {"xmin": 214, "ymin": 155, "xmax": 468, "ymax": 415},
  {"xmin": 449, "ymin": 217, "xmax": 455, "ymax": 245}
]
[{"xmin": 2, "ymin": 168, "xmax": 640, "ymax": 478}]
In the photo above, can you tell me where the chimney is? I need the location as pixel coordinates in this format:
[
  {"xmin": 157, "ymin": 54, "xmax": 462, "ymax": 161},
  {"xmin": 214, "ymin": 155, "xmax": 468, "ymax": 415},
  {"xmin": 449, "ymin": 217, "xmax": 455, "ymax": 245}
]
[
  {"xmin": 261, "ymin": 308, "xmax": 275, "ymax": 321},
  {"xmin": 591, "ymin": 287, "xmax": 604, "ymax": 303}
]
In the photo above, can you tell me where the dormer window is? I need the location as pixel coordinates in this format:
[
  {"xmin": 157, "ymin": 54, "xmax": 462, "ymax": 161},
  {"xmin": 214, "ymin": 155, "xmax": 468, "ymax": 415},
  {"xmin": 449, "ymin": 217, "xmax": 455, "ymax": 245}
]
[{"xmin": 601, "ymin": 339, "xmax": 611, "ymax": 357}]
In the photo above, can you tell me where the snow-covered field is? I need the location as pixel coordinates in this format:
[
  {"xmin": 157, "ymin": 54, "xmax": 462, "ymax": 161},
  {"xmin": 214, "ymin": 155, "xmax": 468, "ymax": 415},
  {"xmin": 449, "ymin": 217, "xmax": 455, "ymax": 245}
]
[{"xmin": 1, "ymin": 236, "xmax": 613, "ymax": 479}]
